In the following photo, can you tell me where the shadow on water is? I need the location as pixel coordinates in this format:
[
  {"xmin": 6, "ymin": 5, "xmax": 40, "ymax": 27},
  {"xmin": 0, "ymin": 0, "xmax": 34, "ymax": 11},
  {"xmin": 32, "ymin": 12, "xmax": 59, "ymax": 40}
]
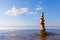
[
  {"xmin": 38, "ymin": 30, "xmax": 59, "ymax": 40},
  {"xmin": 39, "ymin": 30, "xmax": 46, "ymax": 40}
]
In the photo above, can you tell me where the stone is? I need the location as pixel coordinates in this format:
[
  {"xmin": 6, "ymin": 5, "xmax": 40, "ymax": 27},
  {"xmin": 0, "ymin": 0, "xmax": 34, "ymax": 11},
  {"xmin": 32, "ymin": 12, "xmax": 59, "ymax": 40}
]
[{"xmin": 40, "ymin": 12, "xmax": 45, "ymax": 31}]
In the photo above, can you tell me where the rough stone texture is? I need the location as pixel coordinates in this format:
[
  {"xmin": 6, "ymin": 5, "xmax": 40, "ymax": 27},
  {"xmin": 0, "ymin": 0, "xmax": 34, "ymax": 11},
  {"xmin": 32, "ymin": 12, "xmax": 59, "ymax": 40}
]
[{"xmin": 40, "ymin": 12, "xmax": 45, "ymax": 31}]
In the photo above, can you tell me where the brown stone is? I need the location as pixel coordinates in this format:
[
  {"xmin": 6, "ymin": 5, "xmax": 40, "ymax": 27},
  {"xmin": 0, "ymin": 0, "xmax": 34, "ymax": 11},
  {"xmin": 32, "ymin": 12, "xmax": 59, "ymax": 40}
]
[{"xmin": 40, "ymin": 12, "xmax": 45, "ymax": 31}]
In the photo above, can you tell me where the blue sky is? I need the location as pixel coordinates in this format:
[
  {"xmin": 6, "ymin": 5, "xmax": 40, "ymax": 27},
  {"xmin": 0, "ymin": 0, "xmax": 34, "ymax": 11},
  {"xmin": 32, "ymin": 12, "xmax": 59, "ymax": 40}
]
[{"xmin": 0, "ymin": 0, "xmax": 60, "ymax": 26}]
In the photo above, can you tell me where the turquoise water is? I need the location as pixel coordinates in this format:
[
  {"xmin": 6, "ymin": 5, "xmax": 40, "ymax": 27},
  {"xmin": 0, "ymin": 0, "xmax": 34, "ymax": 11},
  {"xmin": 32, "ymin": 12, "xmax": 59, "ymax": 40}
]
[{"xmin": 0, "ymin": 26, "xmax": 60, "ymax": 40}]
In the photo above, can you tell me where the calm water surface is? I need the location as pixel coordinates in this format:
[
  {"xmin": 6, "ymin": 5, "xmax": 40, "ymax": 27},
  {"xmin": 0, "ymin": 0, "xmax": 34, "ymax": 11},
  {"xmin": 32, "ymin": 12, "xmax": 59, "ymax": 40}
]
[{"xmin": 0, "ymin": 26, "xmax": 60, "ymax": 40}]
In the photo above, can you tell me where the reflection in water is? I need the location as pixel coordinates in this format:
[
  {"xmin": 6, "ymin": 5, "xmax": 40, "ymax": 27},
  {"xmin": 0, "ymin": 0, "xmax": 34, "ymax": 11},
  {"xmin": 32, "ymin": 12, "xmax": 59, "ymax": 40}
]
[
  {"xmin": 1, "ymin": 29, "xmax": 60, "ymax": 40},
  {"xmin": 40, "ymin": 30, "xmax": 46, "ymax": 40}
]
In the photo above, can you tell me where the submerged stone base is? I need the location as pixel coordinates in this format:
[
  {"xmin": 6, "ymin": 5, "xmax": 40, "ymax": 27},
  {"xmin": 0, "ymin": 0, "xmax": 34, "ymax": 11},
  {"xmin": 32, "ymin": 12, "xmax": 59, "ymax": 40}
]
[{"xmin": 38, "ymin": 30, "xmax": 55, "ymax": 37}]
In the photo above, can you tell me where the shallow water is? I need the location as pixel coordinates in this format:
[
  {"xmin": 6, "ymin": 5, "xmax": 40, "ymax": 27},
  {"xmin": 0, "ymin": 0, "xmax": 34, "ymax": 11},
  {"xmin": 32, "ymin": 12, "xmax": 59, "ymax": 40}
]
[{"xmin": 0, "ymin": 27, "xmax": 60, "ymax": 40}]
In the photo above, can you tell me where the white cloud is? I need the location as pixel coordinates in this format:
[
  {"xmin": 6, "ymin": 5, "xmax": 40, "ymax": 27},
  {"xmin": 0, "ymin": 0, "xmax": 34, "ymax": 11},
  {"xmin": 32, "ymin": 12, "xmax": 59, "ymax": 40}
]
[
  {"xmin": 5, "ymin": 5, "xmax": 43, "ymax": 16},
  {"xmin": 36, "ymin": 1, "xmax": 43, "ymax": 11},
  {"xmin": 5, "ymin": 6, "xmax": 29, "ymax": 16},
  {"xmin": 36, "ymin": 1, "xmax": 42, "ymax": 7},
  {"xmin": 5, "ymin": 6, "xmax": 43, "ymax": 17},
  {"xmin": 26, "ymin": 12, "xmax": 37, "ymax": 15},
  {"xmin": 19, "ymin": 8, "xmax": 28, "ymax": 13},
  {"xmin": 29, "ymin": 12, "xmax": 35, "ymax": 14},
  {"xmin": 35, "ymin": 7, "xmax": 43, "ymax": 11}
]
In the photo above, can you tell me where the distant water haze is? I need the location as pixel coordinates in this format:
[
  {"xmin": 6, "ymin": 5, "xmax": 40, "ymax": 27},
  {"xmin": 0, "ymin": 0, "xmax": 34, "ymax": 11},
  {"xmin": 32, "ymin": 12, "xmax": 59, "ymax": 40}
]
[
  {"xmin": 0, "ymin": 26, "xmax": 39, "ymax": 30},
  {"xmin": 0, "ymin": 26, "xmax": 60, "ymax": 30}
]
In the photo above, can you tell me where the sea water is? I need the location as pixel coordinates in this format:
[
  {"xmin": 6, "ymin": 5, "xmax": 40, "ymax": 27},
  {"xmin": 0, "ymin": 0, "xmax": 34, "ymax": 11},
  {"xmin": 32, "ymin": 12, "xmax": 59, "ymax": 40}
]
[{"xmin": 0, "ymin": 26, "xmax": 60, "ymax": 40}]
